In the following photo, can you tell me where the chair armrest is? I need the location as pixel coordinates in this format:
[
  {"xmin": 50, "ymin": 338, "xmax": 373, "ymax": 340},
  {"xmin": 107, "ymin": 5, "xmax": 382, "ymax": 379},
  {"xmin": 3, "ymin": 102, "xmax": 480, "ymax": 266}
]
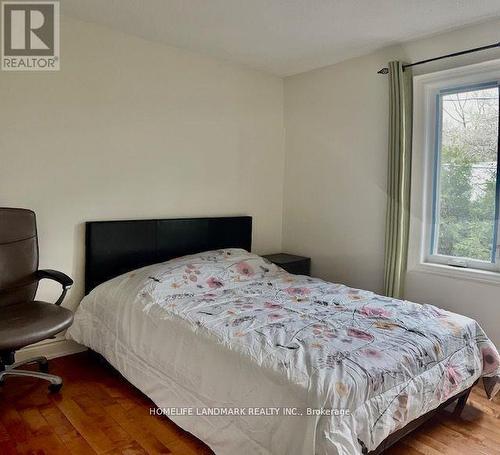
[
  {"xmin": 35, "ymin": 269, "xmax": 73, "ymax": 305},
  {"xmin": 36, "ymin": 269, "xmax": 73, "ymax": 288}
]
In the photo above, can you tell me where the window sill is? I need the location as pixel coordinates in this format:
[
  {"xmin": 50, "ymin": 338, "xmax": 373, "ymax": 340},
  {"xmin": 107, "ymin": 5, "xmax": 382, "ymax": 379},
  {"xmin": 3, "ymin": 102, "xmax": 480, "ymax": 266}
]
[{"xmin": 409, "ymin": 261, "xmax": 500, "ymax": 286}]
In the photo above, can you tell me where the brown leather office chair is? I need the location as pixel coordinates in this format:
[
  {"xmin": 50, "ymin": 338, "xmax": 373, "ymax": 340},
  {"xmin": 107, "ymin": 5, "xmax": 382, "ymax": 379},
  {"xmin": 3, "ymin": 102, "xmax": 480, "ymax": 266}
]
[{"xmin": 0, "ymin": 208, "xmax": 74, "ymax": 392}]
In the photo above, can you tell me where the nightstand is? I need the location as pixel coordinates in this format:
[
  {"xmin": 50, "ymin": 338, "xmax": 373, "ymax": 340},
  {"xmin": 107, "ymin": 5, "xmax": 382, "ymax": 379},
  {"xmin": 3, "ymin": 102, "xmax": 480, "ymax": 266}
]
[{"xmin": 263, "ymin": 253, "xmax": 311, "ymax": 276}]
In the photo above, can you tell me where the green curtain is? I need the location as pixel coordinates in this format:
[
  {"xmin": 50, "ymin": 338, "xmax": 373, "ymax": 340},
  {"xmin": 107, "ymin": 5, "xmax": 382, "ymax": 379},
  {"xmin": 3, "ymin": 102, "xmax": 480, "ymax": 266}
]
[{"xmin": 383, "ymin": 61, "xmax": 413, "ymax": 299}]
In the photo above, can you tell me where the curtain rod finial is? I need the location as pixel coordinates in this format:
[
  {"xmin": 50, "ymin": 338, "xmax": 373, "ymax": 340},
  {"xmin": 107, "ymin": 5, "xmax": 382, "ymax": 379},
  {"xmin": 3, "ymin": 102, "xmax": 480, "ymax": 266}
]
[{"xmin": 378, "ymin": 67, "xmax": 389, "ymax": 75}]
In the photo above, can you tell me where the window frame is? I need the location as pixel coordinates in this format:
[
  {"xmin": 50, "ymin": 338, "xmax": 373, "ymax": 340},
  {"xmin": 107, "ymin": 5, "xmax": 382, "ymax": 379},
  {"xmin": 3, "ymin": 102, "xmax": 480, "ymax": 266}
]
[
  {"xmin": 409, "ymin": 59, "xmax": 500, "ymax": 284},
  {"xmin": 429, "ymin": 81, "xmax": 499, "ymax": 271}
]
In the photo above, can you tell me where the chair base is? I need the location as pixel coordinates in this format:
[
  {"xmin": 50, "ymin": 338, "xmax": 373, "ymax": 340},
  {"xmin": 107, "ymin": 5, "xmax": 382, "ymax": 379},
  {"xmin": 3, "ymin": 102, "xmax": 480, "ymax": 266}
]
[{"xmin": 0, "ymin": 355, "xmax": 63, "ymax": 393}]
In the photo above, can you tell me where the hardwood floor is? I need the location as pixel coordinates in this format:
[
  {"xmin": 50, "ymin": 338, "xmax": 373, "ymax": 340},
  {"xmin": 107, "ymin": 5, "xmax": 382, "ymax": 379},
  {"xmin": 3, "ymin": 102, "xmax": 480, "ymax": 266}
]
[{"xmin": 0, "ymin": 352, "xmax": 498, "ymax": 455}]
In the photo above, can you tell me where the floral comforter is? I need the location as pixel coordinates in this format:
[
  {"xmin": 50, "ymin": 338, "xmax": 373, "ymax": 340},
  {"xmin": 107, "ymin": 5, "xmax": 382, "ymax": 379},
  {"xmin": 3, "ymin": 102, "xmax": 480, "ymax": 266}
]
[{"xmin": 69, "ymin": 249, "xmax": 500, "ymax": 454}]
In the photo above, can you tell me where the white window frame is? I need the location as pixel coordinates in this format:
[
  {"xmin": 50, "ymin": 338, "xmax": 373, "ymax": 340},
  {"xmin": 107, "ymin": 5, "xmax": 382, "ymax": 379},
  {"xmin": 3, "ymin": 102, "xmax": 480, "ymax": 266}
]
[{"xmin": 408, "ymin": 59, "xmax": 500, "ymax": 285}]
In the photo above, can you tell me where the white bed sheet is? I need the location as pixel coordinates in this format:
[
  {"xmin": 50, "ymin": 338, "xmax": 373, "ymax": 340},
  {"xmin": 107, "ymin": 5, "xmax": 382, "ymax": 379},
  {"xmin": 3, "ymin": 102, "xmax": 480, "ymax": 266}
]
[
  {"xmin": 67, "ymin": 270, "xmax": 321, "ymax": 455},
  {"xmin": 67, "ymin": 249, "xmax": 499, "ymax": 455}
]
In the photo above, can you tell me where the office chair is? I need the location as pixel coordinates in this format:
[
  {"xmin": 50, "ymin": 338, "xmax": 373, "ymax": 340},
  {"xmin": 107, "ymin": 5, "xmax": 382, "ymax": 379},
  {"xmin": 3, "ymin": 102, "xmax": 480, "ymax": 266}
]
[{"xmin": 0, "ymin": 208, "xmax": 74, "ymax": 393}]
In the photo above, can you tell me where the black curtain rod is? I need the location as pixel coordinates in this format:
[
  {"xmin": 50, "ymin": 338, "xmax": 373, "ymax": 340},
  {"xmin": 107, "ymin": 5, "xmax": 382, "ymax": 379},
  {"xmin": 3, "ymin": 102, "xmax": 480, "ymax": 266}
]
[{"xmin": 377, "ymin": 41, "xmax": 500, "ymax": 74}]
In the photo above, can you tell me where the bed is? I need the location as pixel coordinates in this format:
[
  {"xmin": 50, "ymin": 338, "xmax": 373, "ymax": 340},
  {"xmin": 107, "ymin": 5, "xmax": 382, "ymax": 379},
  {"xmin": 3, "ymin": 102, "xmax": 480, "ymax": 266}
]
[{"xmin": 67, "ymin": 216, "xmax": 500, "ymax": 455}]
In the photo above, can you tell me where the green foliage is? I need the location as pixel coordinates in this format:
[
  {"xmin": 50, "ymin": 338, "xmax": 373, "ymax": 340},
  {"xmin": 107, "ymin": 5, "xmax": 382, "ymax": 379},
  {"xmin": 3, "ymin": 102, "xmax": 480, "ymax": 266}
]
[{"xmin": 437, "ymin": 145, "xmax": 497, "ymax": 262}]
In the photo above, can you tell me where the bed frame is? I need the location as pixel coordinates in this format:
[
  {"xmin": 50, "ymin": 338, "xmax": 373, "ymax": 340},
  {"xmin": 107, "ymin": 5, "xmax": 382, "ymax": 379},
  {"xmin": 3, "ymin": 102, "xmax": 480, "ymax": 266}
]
[
  {"xmin": 84, "ymin": 215, "xmax": 474, "ymax": 454},
  {"xmin": 84, "ymin": 216, "xmax": 252, "ymax": 294}
]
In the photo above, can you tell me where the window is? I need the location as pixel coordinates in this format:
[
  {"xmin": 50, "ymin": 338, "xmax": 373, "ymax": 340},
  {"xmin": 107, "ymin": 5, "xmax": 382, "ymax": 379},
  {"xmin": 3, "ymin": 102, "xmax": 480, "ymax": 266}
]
[
  {"xmin": 430, "ymin": 82, "xmax": 500, "ymax": 271},
  {"xmin": 410, "ymin": 61, "xmax": 500, "ymax": 280}
]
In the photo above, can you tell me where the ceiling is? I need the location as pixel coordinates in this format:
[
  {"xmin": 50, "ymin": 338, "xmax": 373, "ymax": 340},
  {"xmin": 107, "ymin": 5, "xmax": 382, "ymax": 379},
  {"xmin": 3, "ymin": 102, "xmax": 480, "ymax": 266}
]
[{"xmin": 62, "ymin": 0, "xmax": 500, "ymax": 76}]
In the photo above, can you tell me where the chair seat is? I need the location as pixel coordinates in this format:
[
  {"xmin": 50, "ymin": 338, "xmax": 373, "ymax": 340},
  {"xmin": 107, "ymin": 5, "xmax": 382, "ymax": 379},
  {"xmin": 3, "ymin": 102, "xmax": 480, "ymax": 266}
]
[{"xmin": 0, "ymin": 301, "xmax": 73, "ymax": 351}]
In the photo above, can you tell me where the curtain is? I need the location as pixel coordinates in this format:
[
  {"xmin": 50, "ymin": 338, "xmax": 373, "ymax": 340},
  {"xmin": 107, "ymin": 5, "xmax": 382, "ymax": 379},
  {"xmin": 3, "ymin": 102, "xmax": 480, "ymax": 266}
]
[{"xmin": 383, "ymin": 61, "xmax": 413, "ymax": 299}]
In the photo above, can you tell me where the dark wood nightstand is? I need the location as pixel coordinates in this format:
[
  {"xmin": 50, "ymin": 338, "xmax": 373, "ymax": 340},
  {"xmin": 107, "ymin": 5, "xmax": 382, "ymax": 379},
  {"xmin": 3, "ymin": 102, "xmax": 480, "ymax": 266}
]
[{"xmin": 263, "ymin": 253, "xmax": 311, "ymax": 276}]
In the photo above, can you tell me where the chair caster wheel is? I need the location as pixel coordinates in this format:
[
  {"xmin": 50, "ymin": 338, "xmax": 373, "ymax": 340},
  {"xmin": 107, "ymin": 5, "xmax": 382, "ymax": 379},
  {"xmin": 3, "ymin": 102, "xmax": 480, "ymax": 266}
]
[
  {"xmin": 39, "ymin": 360, "xmax": 49, "ymax": 373},
  {"xmin": 48, "ymin": 382, "xmax": 62, "ymax": 393}
]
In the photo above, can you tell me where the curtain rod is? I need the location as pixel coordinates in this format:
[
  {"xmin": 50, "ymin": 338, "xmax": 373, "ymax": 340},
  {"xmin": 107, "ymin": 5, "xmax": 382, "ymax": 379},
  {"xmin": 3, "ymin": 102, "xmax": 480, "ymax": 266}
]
[{"xmin": 377, "ymin": 41, "xmax": 500, "ymax": 74}]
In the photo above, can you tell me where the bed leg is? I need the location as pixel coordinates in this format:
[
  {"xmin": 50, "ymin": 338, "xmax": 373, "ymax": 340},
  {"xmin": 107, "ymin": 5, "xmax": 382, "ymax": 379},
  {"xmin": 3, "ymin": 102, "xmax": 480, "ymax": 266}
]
[
  {"xmin": 357, "ymin": 439, "xmax": 369, "ymax": 454},
  {"xmin": 453, "ymin": 387, "xmax": 472, "ymax": 416}
]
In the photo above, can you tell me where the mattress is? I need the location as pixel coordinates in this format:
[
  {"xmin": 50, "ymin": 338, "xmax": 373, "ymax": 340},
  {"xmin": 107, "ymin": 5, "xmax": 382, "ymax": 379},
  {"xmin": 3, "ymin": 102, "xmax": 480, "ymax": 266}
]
[{"xmin": 67, "ymin": 249, "xmax": 500, "ymax": 454}]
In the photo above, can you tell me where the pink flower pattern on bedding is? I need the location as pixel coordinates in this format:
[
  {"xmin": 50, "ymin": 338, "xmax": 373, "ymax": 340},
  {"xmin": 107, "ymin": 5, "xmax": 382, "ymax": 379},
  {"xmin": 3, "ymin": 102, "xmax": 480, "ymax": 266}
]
[{"xmin": 131, "ymin": 248, "xmax": 499, "ymax": 451}]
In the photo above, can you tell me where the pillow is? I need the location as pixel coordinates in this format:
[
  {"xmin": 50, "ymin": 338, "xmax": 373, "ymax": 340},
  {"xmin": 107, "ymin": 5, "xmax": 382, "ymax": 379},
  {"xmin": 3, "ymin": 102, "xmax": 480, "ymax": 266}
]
[{"xmin": 140, "ymin": 249, "xmax": 283, "ymax": 300}]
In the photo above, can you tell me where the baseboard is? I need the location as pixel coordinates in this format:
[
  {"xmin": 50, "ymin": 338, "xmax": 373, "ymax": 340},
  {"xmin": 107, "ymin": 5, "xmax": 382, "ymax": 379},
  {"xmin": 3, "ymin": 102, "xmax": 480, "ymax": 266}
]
[{"xmin": 16, "ymin": 337, "xmax": 87, "ymax": 362}]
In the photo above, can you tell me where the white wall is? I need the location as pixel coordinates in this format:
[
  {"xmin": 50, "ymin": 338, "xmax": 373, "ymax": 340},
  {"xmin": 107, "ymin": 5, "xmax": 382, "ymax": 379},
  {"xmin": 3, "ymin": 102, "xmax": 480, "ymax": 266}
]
[
  {"xmin": 283, "ymin": 19, "xmax": 500, "ymax": 347},
  {"xmin": 0, "ymin": 16, "xmax": 285, "ymax": 356}
]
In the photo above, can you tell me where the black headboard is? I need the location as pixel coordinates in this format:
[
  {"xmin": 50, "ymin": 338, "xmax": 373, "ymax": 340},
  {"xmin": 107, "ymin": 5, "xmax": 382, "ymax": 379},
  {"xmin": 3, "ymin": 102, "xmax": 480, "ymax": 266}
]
[{"xmin": 85, "ymin": 216, "xmax": 252, "ymax": 294}]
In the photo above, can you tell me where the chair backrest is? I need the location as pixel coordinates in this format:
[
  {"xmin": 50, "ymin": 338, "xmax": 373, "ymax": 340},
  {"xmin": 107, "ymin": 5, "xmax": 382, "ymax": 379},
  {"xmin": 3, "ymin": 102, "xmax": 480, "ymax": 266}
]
[{"xmin": 0, "ymin": 208, "xmax": 39, "ymax": 307}]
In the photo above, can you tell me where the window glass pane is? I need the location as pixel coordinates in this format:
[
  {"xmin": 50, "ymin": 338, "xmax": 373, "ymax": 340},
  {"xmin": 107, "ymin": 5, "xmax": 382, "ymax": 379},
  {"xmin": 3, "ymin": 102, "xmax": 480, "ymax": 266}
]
[{"xmin": 434, "ymin": 85, "xmax": 499, "ymax": 262}]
